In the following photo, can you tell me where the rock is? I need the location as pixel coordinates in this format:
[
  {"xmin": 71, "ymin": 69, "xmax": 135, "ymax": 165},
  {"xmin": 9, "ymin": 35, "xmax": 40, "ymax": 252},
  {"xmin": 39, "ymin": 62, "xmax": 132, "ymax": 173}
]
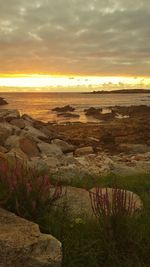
[
  {"xmin": 57, "ymin": 113, "xmax": 80, "ymax": 118},
  {"xmin": 0, "ymin": 109, "xmax": 20, "ymax": 122},
  {"xmin": 112, "ymin": 105, "xmax": 150, "ymax": 117},
  {"xmin": 22, "ymin": 114, "xmax": 35, "ymax": 123},
  {"xmin": 0, "ymin": 122, "xmax": 21, "ymax": 135},
  {"xmin": 119, "ymin": 143, "xmax": 150, "ymax": 154},
  {"xmin": 10, "ymin": 118, "xmax": 25, "ymax": 129},
  {"xmin": 52, "ymin": 186, "xmax": 142, "ymax": 219},
  {"xmin": 52, "ymin": 105, "xmax": 75, "ymax": 112},
  {"xmin": 0, "ymin": 208, "xmax": 62, "ymax": 267},
  {"xmin": 0, "ymin": 145, "xmax": 7, "ymax": 153},
  {"xmin": 38, "ymin": 143, "xmax": 63, "ymax": 157},
  {"xmin": 112, "ymin": 163, "xmax": 142, "ymax": 175},
  {"xmin": 0, "ymin": 152, "xmax": 7, "ymax": 165},
  {"xmin": 5, "ymin": 135, "xmax": 20, "ymax": 149},
  {"xmin": 75, "ymin": 146, "xmax": 94, "ymax": 156},
  {"xmin": 6, "ymin": 148, "xmax": 28, "ymax": 162},
  {"xmin": 56, "ymin": 164, "xmax": 89, "ymax": 182},
  {"xmin": 52, "ymin": 139, "xmax": 75, "ymax": 153},
  {"xmin": 19, "ymin": 137, "xmax": 40, "ymax": 157},
  {"xmin": 0, "ymin": 125, "xmax": 12, "ymax": 145},
  {"xmin": 30, "ymin": 156, "xmax": 60, "ymax": 171},
  {"xmin": 0, "ymin": 97, "xmax": 8, "ymax": 105},
  {"xmin": 90, "ymin": 188, "xmax": 143, "ymax": 214},
  {"xmin": 23, "ymin": 126, "xmax": 49, "ymax": 142},
  {"xmin": 84, "ymin": 107, "xmax": 102, "ymax": 116},
  {"xmin": 88, "ymin": 137, "xmax": 100, "ymax": 142},
  {"xmin": 52, "ymin": 186, "xmax": 92, "ymax": 218}
]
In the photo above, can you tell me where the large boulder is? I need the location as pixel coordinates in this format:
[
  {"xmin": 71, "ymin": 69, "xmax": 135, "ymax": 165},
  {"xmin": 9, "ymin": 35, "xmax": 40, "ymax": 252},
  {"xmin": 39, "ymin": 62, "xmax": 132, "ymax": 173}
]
[
  {"xmin": 0, "ymin": 208, "xmax": 62, "ymax": 267},
  {"xmin": 90, "ymin": 187, "xmax": 143, "ymax": 215},
  {"xmin": 38, "ymin": 143, "xmax": 63, "ymax": 157},
  {"xmin": 19, "ymin": 137, "xmax": 40, "ymax": 157},
  {"xmin": 52, "ymin": 186, "xmax": 142, "ymax": 219}
]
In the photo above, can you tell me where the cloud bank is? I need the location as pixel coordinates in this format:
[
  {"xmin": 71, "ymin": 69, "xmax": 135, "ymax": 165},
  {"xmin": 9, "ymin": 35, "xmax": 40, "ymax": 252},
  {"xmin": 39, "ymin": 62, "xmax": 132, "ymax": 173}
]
[{"xmin": 0, "ymin": 0, "xmax": 150, "ymax": 76}]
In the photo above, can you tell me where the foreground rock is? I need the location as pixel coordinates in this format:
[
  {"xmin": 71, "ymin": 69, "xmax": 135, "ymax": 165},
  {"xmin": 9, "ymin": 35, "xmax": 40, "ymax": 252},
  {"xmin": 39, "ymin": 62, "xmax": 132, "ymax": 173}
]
[
  {"xmin": 52, "ymin": 186, "xmax": 142, "ymax": 219},
  {"xmin": 0, "ymin": 208, "xmax": 62, "ymax": 267}
]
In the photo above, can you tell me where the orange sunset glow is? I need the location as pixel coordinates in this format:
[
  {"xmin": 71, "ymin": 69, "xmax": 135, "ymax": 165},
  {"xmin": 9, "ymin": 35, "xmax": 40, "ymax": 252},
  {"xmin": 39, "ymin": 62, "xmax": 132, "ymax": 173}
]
[{"xmin": 0, "ymin": 75, "xmax": 150, "ymax": 91}]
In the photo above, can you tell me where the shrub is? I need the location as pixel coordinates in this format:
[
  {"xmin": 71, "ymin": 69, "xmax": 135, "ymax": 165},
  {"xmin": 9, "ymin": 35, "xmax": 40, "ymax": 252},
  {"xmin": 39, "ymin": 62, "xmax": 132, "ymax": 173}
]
[
  {"xmin": 89, "ymin": 188, "xmax": 137, "ymax": 237},
  {"xmin": 0, "ymin": 158, "xmax": 62, "ymax": 221}
]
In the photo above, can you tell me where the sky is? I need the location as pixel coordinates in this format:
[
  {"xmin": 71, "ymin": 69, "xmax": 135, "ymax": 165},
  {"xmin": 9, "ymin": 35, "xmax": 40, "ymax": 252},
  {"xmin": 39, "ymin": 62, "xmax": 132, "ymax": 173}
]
[{"xmin": 0, "ymin": 0, "xmax": 150, "ymax": 90}]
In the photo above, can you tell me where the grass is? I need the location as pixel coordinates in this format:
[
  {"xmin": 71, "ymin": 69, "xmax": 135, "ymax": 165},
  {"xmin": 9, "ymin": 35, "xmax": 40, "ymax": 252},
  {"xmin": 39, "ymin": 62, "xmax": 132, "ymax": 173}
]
[
  {"xmin": 1, "ymin": 159, "xmax": 150, "ymax": 267},
  {"xmin": 40, "ymin": 172, "xmax": 150, "ymax": 267}
]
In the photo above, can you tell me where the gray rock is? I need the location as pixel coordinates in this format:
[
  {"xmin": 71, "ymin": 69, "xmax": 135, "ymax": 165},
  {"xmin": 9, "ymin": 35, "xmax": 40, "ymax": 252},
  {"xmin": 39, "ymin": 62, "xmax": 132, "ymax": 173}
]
[
  {"xmin": 30, "ymin": 156, "xmax": 60, "ymax": 171},
  {"xmin": 6, "ymin": 148, "xmax": 28, "ymax": 162},
  {"xmin": 75, "ymin": 146, "xmax": 94, "ymax": 156},
  {"xmin": 0, "ymin": 125, "xmax": 12, "ymax": 145},
  {"xmin": 119, "ymin": 143, "xmax": 150, "ymax": 154},
  {"xmin": 24, "ymin": 126, "xmax": 48, "ymax": 141},
  {"xmin": 0, "ymin": 208, "xmax": 62, "ymax": 267},
  {"xmin": 90, "ymin": 187, "xmax": 143, "ymax": 214},
  {"xmin": 52, "ymin": 186, "xmax": 142, "ymax": 219},
  {"xmin": 5, "ymin": 135, "xmax": 20, "ymax": 149},
  {"xmin": 22, "ymin": 114, "xmax": 35, "ymax": 123},
  {"xmin": 38, "ymin": 143, "xmax": 63, "ymax": 157},
  {"xmin": 19, "ymin": 137, "xmax": 40, "ymax": 157},
  {"xmin": 52, "ymin": 139, "xmax": 75, "ymax": 153},
  {"xmin": 10, "ymin": 118, "xmax": 25, "ymax": 129},
  {"xmin": 0, "ymin": 109, "xmax": 20, "ymax": 121}
]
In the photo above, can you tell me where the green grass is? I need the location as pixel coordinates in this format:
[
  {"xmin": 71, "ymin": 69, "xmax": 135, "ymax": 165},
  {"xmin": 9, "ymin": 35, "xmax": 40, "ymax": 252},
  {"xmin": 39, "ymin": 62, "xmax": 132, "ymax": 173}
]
[
  {"xmin": 1, "ymin": 165, "xmax": 150, "ymax": 267},
  {"xmin": 38, "ymin": 172, "xmax": 150, "ymax": 267}
]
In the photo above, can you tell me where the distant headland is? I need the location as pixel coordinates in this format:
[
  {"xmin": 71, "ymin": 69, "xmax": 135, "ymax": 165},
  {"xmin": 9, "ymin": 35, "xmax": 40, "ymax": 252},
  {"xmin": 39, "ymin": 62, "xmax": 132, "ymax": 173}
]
[{"xmin": 86, "ymin": 89, "xmax": 150, "ymax": 94}]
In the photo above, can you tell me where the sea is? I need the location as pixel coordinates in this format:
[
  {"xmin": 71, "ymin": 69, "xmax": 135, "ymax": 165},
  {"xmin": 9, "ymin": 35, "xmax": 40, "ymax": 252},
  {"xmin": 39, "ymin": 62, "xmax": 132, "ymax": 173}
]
[{"xmin": 0, "ymin": 92, "xmax": 150, "ymax": 123}]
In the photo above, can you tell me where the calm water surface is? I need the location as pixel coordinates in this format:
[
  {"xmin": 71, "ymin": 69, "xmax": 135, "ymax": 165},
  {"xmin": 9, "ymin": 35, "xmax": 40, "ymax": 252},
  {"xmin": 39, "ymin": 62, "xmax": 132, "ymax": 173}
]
[{"xmin": 0, "ymin": 92, "xmax": 150, "ymax": 123}]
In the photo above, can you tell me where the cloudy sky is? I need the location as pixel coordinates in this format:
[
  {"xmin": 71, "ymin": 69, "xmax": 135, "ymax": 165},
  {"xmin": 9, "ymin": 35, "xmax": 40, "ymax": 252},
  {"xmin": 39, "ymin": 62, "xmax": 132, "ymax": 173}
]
[{"xmin": 0, "ymin": 0, "xmax": 150, "ymax": 89}]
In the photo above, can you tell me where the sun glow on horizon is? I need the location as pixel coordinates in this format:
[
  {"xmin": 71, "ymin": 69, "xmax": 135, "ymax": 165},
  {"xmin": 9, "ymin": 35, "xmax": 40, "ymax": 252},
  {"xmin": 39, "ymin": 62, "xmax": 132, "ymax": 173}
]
[{"xmin": 0, "ymin": 75, "xmax": 149, "ymax": 91}]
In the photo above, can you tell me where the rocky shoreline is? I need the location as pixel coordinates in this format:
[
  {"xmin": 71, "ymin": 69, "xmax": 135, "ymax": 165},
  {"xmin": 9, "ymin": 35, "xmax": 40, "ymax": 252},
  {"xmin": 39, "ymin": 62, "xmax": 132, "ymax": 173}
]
[{"xmin": 0, "ymin": 106, "xmax": 149, "ymax": 181}]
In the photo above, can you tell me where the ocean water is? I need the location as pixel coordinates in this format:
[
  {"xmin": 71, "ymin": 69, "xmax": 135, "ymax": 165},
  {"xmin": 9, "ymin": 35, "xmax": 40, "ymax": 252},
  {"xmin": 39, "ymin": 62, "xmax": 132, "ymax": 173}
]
[{"xmin": 0, "ymin": 92, "xmax": 150, "ymax": 123}]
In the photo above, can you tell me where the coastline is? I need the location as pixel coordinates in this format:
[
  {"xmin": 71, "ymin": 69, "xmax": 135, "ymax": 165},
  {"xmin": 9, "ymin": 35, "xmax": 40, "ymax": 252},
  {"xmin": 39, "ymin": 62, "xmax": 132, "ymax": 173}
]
[{"xmin": 0, "ymin": 106, "xmax": 149, "ymax": 182}]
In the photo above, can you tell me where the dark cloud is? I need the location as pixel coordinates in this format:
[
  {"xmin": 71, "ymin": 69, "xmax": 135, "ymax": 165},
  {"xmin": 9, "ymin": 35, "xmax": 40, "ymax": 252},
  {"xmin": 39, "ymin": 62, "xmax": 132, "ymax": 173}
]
[{"xmin": 0, "ymin": 0, "xmax": 150, "ymax": 76}]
